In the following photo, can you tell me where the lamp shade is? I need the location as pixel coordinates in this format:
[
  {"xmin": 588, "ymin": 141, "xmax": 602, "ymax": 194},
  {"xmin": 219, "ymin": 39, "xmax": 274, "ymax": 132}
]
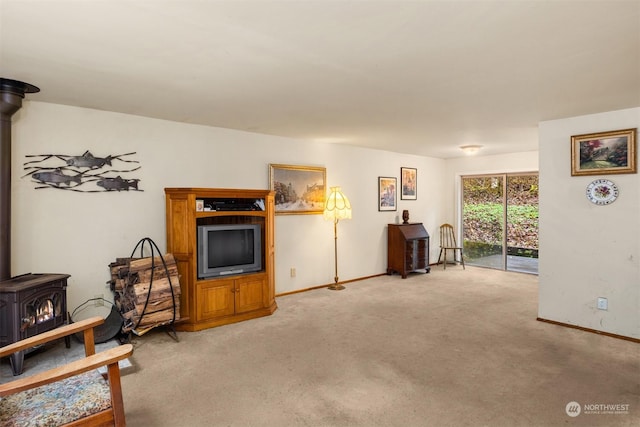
[{"xmin": 323, "ymin": 186, "xmax": 352, "ymax": 221}]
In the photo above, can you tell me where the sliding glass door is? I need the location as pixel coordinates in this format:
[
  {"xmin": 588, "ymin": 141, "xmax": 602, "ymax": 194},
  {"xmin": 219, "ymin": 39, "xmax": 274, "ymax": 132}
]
[{"xmin": 461, "ymin": 173, "xmax": 538, "ymax": 274}]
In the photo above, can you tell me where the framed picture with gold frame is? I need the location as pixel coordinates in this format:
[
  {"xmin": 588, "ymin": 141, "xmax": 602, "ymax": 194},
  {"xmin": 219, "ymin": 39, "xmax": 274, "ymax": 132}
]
[
  {"xmin": 269, "ymin": 164, "xmax": 326, "ymax": 214},
  {"xmin": 571, "ymin": 128, "xmax": 636, "ymax": 176}
]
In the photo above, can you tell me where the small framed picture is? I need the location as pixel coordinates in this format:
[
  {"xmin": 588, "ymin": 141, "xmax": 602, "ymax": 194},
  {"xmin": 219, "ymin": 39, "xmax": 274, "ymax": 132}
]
[
  {"xmin": 195, "ymin": 199, "xmax": 204, "ymax": 212},
  {"xmin": 571, "ymin": 128, "xmax": 637, "ymax": 176},
  {"xmin": 378, "ymin": 176, "xmax": 397, "ymax": 211},
  {"xmin": 401, "ymin": 167, "xmax": 417, "ymax": 200}
]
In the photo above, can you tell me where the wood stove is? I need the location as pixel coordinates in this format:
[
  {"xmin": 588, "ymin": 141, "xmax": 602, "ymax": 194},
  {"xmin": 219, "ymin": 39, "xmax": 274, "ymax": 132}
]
[{"xmin": 0, "ymin": 273, "xmax": 70, "ymax": 375}]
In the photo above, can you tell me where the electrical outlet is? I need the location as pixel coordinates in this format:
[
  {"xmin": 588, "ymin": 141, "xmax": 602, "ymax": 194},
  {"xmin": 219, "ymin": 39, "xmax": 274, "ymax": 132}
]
[
  {"xmin": 597, "ymin": 297, "xmax": 608, "ymax": 310},
  {"xmin": 290, "ymin": 268, "xmax": 296, "ymax": 278},
  {"xmin": 94, "ymin": 294, "xmax": 104, "ymax": 307}
]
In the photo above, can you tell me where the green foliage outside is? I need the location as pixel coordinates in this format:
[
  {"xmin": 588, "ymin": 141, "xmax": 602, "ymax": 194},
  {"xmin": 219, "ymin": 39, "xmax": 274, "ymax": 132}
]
[{"xmin": 462, "ymin": 176, "xmax": 538, "ymax": 260}]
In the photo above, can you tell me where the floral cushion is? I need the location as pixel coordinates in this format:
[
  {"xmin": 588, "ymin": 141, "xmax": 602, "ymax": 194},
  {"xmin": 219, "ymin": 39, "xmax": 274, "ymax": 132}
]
[{"xmin": 0, "ymin": 369, "xmax": 111, "ymax": 427}]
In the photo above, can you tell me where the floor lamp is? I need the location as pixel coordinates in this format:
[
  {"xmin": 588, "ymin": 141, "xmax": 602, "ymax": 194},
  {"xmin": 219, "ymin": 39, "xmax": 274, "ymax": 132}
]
[{"xmin": 323, "ymin": 186, "xmax": 352, "ymax": 290}]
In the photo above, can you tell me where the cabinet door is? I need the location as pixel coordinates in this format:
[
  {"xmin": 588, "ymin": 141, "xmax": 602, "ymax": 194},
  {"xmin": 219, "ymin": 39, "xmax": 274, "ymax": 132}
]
[
  {"xmin": 406, "ymin": 241, "xmax": 415, "ymax": 271},
  {"xmin": 235, "ymin": 275, "xmax": 265, "ymax": 314},
  {"xmin": 166, "ymin": 194, "xmax": 192, "ymax": 254},
  {"xmin": 416, "ymin": 239, "xmax": 427, "ymax": 269},
  {"xmin": 196, "ymin": 279, "xmax": 235, "ymax": 321}
]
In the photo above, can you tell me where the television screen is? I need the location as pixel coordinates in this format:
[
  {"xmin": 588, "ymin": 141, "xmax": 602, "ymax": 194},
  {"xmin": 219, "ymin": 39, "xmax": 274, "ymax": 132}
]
[
  {"xmin": 208, "ymin": 228, "xmax": 254, "ymax": 268},
  {"xmin": 197, "ymin": 224, "xmax": 262, "ymax": 278}
]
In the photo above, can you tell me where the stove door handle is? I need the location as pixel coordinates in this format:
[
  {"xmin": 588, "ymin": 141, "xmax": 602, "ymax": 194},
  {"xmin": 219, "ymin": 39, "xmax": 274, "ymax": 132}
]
[{"xmin": 20, "ymin": 317, "xmax": 33, "ymax": 331}]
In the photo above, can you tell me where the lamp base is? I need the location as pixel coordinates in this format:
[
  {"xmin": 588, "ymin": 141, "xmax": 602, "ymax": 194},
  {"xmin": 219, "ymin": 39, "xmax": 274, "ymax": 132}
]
[{"xmin": 328, "ymin": 283, "xmax": 345, "ymax": 291}]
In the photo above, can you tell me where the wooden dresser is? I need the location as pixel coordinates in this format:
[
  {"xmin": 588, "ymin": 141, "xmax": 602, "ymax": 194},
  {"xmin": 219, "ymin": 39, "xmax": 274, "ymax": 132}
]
[{"xmin": 387, "ymin": 223, "xmax": 431, "ymax": 278}]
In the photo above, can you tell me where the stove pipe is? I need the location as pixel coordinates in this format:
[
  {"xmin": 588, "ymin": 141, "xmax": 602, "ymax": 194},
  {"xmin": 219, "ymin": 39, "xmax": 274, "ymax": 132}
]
[{"xmin": 0, "ymin": 78, "xmax": 40, "ymax": 281}]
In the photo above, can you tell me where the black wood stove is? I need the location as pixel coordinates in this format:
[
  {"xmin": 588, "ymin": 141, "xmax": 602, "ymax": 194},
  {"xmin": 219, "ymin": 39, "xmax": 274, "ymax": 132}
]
[
  {"xmin": 0, "ymin": 80, "xmax": 68, "ymax": 376},
  {"xmin": 0, "ymin": 273, "xmax": 70, "ymax": 375}
]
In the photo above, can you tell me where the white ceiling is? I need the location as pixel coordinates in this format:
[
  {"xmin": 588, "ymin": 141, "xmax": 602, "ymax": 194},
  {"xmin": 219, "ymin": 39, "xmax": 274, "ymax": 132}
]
[{"xmin": 1, "ymin": 1, "xmax": 639, "ymax": 159}]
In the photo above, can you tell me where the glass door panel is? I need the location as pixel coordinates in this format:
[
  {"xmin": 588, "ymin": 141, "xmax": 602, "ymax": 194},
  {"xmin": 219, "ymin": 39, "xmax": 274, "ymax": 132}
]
[
  {"xmin": 506, "ymin": 175, "xmax": 539, "ymax": 273},
  {"xmin": 462, "ymin": 176, "xmax": 505, "ymax": 269}
]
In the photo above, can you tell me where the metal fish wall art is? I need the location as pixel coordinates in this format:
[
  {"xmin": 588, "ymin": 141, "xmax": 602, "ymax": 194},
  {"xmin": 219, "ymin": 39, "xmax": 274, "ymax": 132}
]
[
  {"xmin": 31, "ymin": 168, "xmax": 83, "ymax": 186},
  {"xmin": 22, "ymin": 150, "xmax": 142, "ymax": 192},
  {"xmin": 96, "ymin": 176, "xmax": 140, "ymax": 191}
]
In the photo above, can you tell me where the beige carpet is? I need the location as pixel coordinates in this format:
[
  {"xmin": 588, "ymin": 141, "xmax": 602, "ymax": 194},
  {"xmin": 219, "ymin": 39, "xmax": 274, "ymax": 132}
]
[
  {"xmin": 118, "ymin": 266, "xmax": 638, "ymax": 426},
  {"xmin": 2, "ymin": 266, "xmax": 638, "ymax": 426}
]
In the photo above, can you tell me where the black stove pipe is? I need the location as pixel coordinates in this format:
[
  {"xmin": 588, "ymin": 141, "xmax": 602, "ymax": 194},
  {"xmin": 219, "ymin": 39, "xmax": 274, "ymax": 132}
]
[{"xmin": 0, "ymin": 78, "xmax": 39, "ymax": 281}]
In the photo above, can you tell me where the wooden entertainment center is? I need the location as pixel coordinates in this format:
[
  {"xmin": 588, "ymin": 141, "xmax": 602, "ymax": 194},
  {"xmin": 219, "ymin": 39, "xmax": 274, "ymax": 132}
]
[{"xmin": 165, "ymin": 188, "xmax": 277, "ymax": 331}]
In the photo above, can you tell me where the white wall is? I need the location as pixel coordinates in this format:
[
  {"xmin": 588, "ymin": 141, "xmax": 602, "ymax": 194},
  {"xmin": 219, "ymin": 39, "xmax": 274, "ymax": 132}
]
[
  {"xmin": 10, "ymin": 101, "xmax": 446, "ymax": 311},
  {"xmin": 538, "ymin": 107, "xmax": 640, "ymax": 339}
]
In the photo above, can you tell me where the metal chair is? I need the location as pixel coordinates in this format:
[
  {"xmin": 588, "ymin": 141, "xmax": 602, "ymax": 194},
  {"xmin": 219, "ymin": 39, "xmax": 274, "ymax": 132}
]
[{"xmin": 437, "ymin": 223, "xmax": 465, "ymax": 269}]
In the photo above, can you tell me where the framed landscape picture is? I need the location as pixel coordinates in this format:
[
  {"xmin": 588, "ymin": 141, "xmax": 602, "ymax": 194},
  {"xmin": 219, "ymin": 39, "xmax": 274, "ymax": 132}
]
[
  {"xmin": 571, "ymin": 128, "xmax": 637, "ymax": 176},
  {"xmin": 269, "ymin": 164, "xmax": 326, "ymax": 214},
  {"xmin": 401, "ymin": 167, "xmax": 417, "ymax": 200},
  {"xmin": 378, "ymin": 176, "xmax": 397, "ymax": 211}
]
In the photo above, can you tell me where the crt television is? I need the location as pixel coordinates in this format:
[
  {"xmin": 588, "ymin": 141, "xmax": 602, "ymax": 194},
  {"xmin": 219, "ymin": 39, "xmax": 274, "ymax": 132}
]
[{"xmin": 197, "ymin": 223, "xmax": 262, "ymax": 279}]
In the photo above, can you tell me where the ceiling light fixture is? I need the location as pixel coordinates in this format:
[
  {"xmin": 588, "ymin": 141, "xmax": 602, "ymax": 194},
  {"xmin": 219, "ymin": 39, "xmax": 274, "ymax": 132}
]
[{"xmin": 460, "ymin": 144, "xmax": 483, "ymax": 155}]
